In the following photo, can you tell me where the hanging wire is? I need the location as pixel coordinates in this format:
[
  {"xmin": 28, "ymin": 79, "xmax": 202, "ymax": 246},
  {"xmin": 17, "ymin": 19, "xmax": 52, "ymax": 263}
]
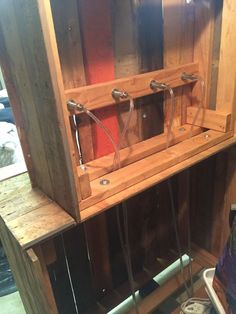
[
  {"xmin": 72, "ymin": 115, "xmax": 83, "ymax": 165},
  {"xmin": 61, "ymin": 234, "xmax": 79, "ymax": 314},
  {"xmin": 116, "ymin": 204, "xmax": 139, "ymax": 314},
  {"xmin": 83, "ymin": 107, "xmax": 121, "ymax": 170},
  {"xmin": 189, "ymin": 76, "xmax": 205, "ymax": 138},
  {"xmin": 167, "ymin": 179, "xmax": 192, "ymax": 298},
  {"xmin": 165, "ymin": 86, "xmax": 176, "ymax": 149},
  {"xmin": 113, "ymin": 97, "xmax": 135, "ymax": 169},
  {"xmin": 164, "ymin": 86, "xmax": 193, "ymax": 298},
  {"xmin": 81, "ymin": 101, "xmax": 139, "ymax": 313}
]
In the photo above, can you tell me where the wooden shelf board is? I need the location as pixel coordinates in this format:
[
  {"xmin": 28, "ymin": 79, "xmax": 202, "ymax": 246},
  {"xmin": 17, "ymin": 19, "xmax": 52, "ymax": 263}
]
[
  {"xmin": 78, "ymin": 124, "xmax": 202, "ymax": 182},
  {"xmin": 80, "ymin": 130, "xmax": 233, "ymax": 211},
  {"xmin": 80, "ymin": 134, "xmax": 236, "ymax": 222},
  {"xmin": 65, "ymin": 62, "xmax": 198, "ymax": 111},
  {"xmin": 0, "ymin": 173, "xmax": 76, "ymax": 249}
]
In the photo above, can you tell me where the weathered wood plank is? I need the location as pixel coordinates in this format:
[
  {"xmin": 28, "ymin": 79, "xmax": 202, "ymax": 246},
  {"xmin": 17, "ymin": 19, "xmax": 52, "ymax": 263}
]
[
  {"xmin": 0, "ymin": 0, "xmax": 81, "ymax": 219},
  {"xmin": 80, "ymin": 130, "xmax": 233, "ymax": 210},
  {"xmin": 80, "ymin": 135, "xmax": 236, "ymax": 221},
  {"xmin": 186, "ymin": 107, "xmax": 231, "ymax": 132},
  {"xmin": 65, "ymin": 63, "xmax": 199, "ymax": 111},
  {"xmin": 0, "ymin": 217, "xmax": 58, "ymax": 314},
  {"xmin": 78, "ymin": 124, "xmax": 202, "ymax": 181}
]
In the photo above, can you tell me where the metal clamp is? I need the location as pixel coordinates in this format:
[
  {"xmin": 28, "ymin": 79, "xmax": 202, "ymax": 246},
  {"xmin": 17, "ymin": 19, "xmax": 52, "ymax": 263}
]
[
  {"xmin": 112, "ymin": 89, "xmax": 129, "ymax": 100},
  {"xmin": 181, "ymin": 72, "xmax": 198, "ymax": 81},
  {"xmin": 67, "ymin": 100, "xmax": 84, "ymax": 112},
  {"xmin": 150, "ymin": 80, "xmax": 168, "ymax": 91}
]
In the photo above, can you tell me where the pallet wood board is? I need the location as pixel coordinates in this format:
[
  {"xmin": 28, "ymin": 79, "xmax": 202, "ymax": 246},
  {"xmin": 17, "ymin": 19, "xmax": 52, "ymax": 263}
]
[
  {"xmin": 65, "ymin": 62, "xmax": 198, "ymax": 111},
  {"xmin": 186, "ymin": 107, "xmax": 231, "ymax": 132},
  {"xmin": 0, "ymin": 217, "xmax": 58, "ymax": 314},
  {"xmin": 80, "ymin": 130, "xmax": 233, "ymax": 210},
  {"xmin": 78, "ymin": 124, "xmax": 202, "ymax": 182},
  {"xmin": 80, "ymin": 134, "xmax": 236, "ymax": 221},
  {"xmin": 0, "ymin": 174, "xmax": 76, "ymax": 249}
]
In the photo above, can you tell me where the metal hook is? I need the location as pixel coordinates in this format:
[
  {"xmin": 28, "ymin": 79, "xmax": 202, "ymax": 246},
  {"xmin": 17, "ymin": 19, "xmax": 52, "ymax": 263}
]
[
  {"xmin": 112, "ymin": 89, "xmax": 129, "ymax": 100},
  {"xmin": 150, "ymin": 80, "xmax": 168, "ymax": 91},
  {"xmin": 181, "ymin": 72, "xmax": 198, "ymax": 82},
  {"xmin": 67, "ymin": 100, "xmax": 84, "ymax": 112}
]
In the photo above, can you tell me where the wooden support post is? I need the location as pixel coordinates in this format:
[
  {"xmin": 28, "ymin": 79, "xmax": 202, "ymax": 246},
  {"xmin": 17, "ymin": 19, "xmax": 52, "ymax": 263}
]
[{"xmin": 0, "ymin": 217, "xmax": 58, "ymax": 314}]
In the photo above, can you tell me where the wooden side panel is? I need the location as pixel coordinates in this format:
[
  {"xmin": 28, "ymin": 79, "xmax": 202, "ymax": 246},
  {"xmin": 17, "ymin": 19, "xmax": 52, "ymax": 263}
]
[
  {"xmin": 193, "ymin": 0, "xmax": 215, "ymax": 108},
  {"xmin": 0, "ymin": 217, "xmax": 58, "ymax": 314},
  {"xmin": 163, "ymin": 0, "xmax": 195, "ymax": 125},
  {"xmin": 208, "ymin": 0, "xmax": 236, "ymax": 257},
  {"xmin": 50, "ymin": 0, "xmax": 86, "ymax": 89},
  {"xmin": 216, "ymin": 0, "xmax": 236, "ymax": 129},
  {"xmin": 0, "ymin": 0, "xmax": 81, "ymax": 219}
]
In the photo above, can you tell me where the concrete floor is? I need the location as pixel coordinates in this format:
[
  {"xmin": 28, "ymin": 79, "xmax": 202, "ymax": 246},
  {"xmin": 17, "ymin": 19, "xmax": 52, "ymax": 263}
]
[{"xmin": 0, "ymin": 292, "xmax": 25, "ymax": 314}]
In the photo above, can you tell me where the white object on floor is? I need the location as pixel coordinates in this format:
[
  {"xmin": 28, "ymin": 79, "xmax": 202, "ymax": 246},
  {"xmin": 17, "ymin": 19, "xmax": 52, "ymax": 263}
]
[
  {"xmin": 180, "ymin": 298, "xmax": 211, "ymax": 314},
  {"xmin": 0, "ymin": 103, "xmax": 4, "ymax": 109},
  {"xmin": 203, "ymin": 268, "xmax": 225, "ymax": 314},
  {"xmin": 0, "ymin": 292, "xmax": 25, "ymax": 314}
]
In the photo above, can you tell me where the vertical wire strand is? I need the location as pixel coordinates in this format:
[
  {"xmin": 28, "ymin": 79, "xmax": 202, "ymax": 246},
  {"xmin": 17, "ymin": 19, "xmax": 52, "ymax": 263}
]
[{"xmin": 61, "ymin": 234, "xmax": 79, "ymax": 314}]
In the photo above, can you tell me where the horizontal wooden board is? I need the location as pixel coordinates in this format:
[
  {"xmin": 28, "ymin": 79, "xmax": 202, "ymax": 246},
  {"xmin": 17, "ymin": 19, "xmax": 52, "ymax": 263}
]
[
  {"xmin": 6, "ymin": 202, "xmax": 76, "ymax": 249},
  {"xmin": 78, "ymin": 124, "xmax": 202, "ymax": 182},
  {"xmin": 80, "ymin": 130, "xmax": 233, "ymax": 210},
  {"xmin": 65, "ymin": 62, "xmax": 198, "ymax": 111},
  {"xmin": 187, "ymin": 106, "xmax": 231, "ymax": 132},
  {"xmin": 80, "ymin": 133, "xmax": 236, "ymax": 221}
]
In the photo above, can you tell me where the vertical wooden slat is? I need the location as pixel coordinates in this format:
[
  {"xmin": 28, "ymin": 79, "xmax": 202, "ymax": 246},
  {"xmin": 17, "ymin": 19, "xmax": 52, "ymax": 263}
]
[
  {"xmin": 0, "ymin": 217, "xmax": 58, "ymax": 314},
  {"xmin": 0, "ymin": 0, "xmax": 81, "ymax": 219},
  {"xmin": 78, "ymin": 0, "xmax": 118, "ymax": 297},
  {"xmin": 193, "ymin": 0, "xmax": 215, "ymax": 108},
  {"xmin": 112, "ymin": 0, "xmax": 141, "ymax": 148},
  {"xmin": 50, "ymin": 0, "xmax": 86, "ymax": 89},
  {"xmin": 207, "ymin": 0, "xmax": 236, "ymax": 258},
  {"xmin": 163, "ymin": 0, "xmax": 195, "ymax": 253}
]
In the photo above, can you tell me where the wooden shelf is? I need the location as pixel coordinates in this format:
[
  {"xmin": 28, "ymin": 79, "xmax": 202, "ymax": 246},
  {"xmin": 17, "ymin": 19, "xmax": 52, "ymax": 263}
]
[
  {"xmin": 80, "ymin": 134, "xmax": 236, "ymax": 222},
  {"xmin": 0, "ymin": 174, "xmax": 76, "ymax": 249},
  {"xmin": 65, "ymin": 62, "xmax": 198, "ymax": 111}
]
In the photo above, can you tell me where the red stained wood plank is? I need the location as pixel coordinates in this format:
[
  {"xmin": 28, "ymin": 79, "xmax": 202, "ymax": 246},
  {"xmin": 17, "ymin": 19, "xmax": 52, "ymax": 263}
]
[{"xmin": 78, "ymin": 0, "xmax": 119, "ymax": 158}]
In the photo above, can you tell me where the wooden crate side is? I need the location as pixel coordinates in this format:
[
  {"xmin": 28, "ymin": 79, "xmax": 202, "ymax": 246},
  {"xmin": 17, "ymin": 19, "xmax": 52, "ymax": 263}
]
[
  {"xmin": 0, "ymin": 217, "xmax": 58, "ymax": 314},
  {"xmin": 0, "ymin": 0, "xmax": 81, "ymax": 219}
]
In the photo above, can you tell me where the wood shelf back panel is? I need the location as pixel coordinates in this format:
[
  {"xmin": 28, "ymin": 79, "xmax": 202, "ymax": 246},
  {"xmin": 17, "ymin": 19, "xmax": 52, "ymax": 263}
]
[
  {"xmin": 65, "ymin": 62, "xmax": 199, "ymax": 111},
  {"xmin": 79, "ymin": 130, "xmax": 233, "ymax": 210}
]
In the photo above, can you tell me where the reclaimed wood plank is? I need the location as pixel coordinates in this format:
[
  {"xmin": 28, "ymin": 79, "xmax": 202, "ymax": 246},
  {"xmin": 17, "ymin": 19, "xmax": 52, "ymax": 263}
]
[
  {"xmin": 65, "ymin": 63, "xmax": 199, "ymax": 111},
  {"xmin": 80, "ymin": 135, "xmax": 236, "ymax": 221},
  {"xmin": 80, "ymin": 130, "xmax": 233, "ymax": 209}
]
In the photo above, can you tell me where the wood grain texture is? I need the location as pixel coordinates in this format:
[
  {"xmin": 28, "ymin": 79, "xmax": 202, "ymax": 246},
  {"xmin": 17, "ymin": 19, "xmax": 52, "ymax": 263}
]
[
  {"xmin": 193, "ymin": 0, "xmax": 215, "ymax": 108},
  {"xmin": 80, "ymin": 130, "xmax": 233, "ymax": 210},
  {"xmin": 186, "ymin": 106, "xmax": 231, "ymax": 132},
  {"xmin": 0, "ymin": 217, "xmax": 58, "ymax": 314},
  {"xmin": 80, "ymin": 135, "xmax": 236, "ymax": 221},
  {"xmin": 7, "ymin": 202, "xmax": 76, "ymax": 249},
  {"xmin": 0, "ymin": 0, "xmax": 81, "ymax": 219},
  {"xmin": 50, "ymin": 0, "xmax": 86, "ymax": 89},
  {"xmin": 216, "ymin": 0, "xmax": 236, "ymax": 130},
  {"xmin": 0, "ymin": 173, "xmax": 76, "ymax": 249},
  {"xmin": 65, "ymin": 62, "xmax": 199, "ymax": 111},
  {"xmin": 78, "ymin": 124, "xmax": 202, "ymax": 181},
  {"xmin": 112, "ymin": 0, "xmax": 141, "ymax": 148}
]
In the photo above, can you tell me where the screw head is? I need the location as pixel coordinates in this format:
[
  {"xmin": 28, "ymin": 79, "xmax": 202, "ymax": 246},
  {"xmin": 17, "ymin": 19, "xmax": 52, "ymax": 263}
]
[
  {"xmin": 100, "ymin": 179, "xmax": 110, "ymax": 186},
  {"xmin": 179, "ymin": 127, "xmax": 186, "ymax": 132}
]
